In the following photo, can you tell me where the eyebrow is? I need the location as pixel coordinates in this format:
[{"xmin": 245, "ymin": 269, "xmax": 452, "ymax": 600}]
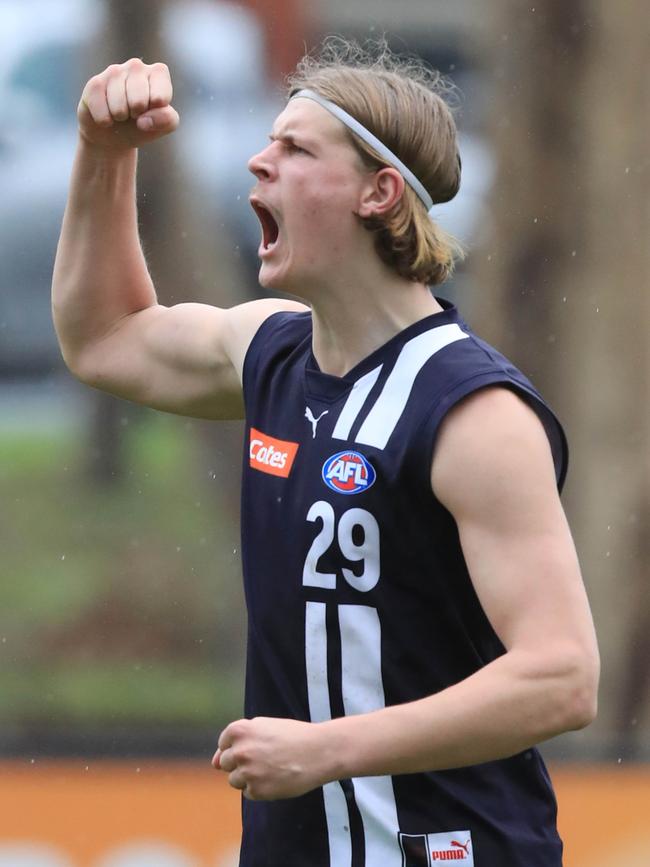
[{"xmin": 269, "ymin": 131, "xmax": 316, "ymax": 149}]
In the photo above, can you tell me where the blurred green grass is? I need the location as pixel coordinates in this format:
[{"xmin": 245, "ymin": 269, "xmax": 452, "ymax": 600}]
[{"xmin": 0, "ymin": 410, "xmax": 246, "ymax": 730}]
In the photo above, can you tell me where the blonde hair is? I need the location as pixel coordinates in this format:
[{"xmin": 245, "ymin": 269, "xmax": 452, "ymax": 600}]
[{"xmin": 287, "ymin": 37, "xmax": 465, "ymax": 286}]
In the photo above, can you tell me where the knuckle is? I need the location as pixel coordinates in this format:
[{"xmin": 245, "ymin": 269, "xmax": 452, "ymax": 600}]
[
  {"xmin": 126, "ymin": 56, "xmax": 144, "ymax": 69},
  {"xmin": 232, "ymin": 745, "xmax": 247, "ymax": 763},
  {"xmin": 87, "ymin": 76, "xmax": 105, "ymax": 94},
  {"xmin": 152, "ymin": 61, "xmax": 169, "ymax": 74},
  {"xmin": 130, "ymin": 97, "xmax": 148, "ymax": 113}
]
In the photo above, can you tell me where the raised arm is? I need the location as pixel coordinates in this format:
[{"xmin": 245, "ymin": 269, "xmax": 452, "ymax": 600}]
[{"xmin": 52, "ymin": 59, "xmax": 305, "ymax": 419}]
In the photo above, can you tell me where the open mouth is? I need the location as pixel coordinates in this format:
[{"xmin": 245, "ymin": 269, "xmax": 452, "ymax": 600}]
[{"xmin": 251, "ymin": 200, "xmax": 280, "ymax": 251}]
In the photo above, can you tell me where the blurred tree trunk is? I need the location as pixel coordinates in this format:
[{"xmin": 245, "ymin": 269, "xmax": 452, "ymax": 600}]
[
  {"xmin": 472, "ymin": 1, "xmax": 650, "ymax": 751},
  {"xmin": 241, "ymin": 0, "xmax": 311, "ymax": 81}
]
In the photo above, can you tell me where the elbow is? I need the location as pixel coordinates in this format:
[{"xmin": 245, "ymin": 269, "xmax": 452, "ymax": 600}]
[
  {"xmin": 522, "ymin": 644, "xmax": 600, "ymax": 738},
  {"xmin": 559, "ymin": 649, "xmax": 600, "ymax": 732},
  {"xmin": 57, "ymin": 344, "xmax": 85, "ymax": 380},
  {"xmin": 58, "ymin": 344, "xmax": 96, "ymax": 385},
  {"xmin": 55, "ymin": 334, "xmax": 105, "ymax": 387},
  {"xmin": 52, "ymin": 321, "xmax": 92, "ymax": 383}
]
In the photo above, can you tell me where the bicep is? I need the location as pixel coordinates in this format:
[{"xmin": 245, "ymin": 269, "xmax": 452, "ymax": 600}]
[
  {"xmin": 75, "ymin": 298, "xmax": 308, "ymax": 419},
  {"xmin": 431, "ymin": 388, "xmax": 597, "ymax": 659}
]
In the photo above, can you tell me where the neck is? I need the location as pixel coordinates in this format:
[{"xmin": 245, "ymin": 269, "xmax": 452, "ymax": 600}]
[{"xmin": 308, "ymin": 268, "xmax": 444, "ymax": 377}]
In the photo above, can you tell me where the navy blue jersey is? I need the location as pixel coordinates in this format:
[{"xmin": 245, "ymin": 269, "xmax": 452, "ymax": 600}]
[{"xmin": 238, "ymin": 299, "xmax": 567, "ymax": 867}]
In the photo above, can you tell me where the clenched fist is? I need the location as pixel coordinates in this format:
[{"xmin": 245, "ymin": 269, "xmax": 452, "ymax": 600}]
[
  {"xmin": 213, "ymin": 716, "xmax": 334, "ymax": 801},
  {"xmin": 77, "ymin": 58, "xmax": 179, "ymax": 151}
]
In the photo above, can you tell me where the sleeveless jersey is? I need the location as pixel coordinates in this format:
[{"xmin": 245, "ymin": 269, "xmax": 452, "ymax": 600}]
[{"xmin": 238, "ymin": 299, "xmax": 567, "ymax": 867}]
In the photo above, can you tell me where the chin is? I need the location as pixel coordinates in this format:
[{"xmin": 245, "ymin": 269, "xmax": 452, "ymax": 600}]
[
  {"xmin": 257, "ymin": 267, "xmax": 284, "ymax": 292},
  {"xmin": 258, "ymin": 263, "xmax": 299, "ymax": 296}
]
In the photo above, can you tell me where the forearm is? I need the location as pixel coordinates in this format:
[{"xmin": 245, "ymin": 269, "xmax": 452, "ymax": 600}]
[
  {"xmin": 322, "ymin": 647, "xmax": 596, "ymax": 781},
  {"xmin": 52, "ymin": 139, "xmax": 156, "ymax": 369}
]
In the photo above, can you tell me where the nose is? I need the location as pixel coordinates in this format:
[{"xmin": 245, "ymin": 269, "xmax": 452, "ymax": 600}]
[{"xmin": 248, "ymin": 142, "xmax": 277, "ymax": 181}]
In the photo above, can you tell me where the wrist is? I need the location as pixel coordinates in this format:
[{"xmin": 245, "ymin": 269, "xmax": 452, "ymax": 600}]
[
  {"xmin": 314, "ymin": 715, "xmax": 366, "ymax": 783},
  {"xmin": 77, "ymin": 131, "xmax": 138, "ymax": 162}
]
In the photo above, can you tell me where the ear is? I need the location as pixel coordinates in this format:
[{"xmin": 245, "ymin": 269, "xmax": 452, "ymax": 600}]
[{"xmin": 357, "ymin": 167, "xmax": 405, "ymax": 218}]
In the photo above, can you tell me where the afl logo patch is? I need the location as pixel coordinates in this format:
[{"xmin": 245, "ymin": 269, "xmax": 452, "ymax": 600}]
[{"xmin": 322, "ymin": 450, "xmax": 376, "ymax": 495}]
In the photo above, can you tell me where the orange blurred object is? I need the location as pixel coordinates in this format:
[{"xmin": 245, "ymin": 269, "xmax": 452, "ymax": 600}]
[{"xmin": 0, "ymin": 761, "xmax": 648, "ymax": 866}]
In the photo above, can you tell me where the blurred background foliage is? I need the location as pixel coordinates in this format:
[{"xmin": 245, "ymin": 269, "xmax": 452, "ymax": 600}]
[{"xmin": 0, "ymin": 0, "xmax": 648, "ymax": 761}]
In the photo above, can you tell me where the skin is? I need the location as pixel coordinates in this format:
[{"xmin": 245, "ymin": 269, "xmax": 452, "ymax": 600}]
[{"xmin": 53, "ymin": 59, "xmax": 600, "ymax": 802}]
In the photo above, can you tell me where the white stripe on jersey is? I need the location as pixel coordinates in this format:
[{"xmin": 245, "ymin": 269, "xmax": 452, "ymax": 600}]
[
  {"xmin": 305, "ymin": 601, "xmax": 353, "ymax": 866},
  {"xmin": 339, "ymin": 604, "xmax": 402, "ymax": 866},
  {"xmin": 332, "ymin": 364, "xmax": 383, "ymax": 441},
  {"xmin": 355, "ymin": 323, "xmax": 469, "ymax": 450}
]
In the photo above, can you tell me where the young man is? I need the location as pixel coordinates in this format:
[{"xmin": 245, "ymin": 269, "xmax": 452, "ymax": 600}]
[{"xmin": 53, "ymin": 40, "xmax": 598, "ymax": 867}]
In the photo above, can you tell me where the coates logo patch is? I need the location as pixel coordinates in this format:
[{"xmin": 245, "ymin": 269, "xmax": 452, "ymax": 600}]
[
  {"xmin": 249, "ymin": 427, "xmax": 299, "ymax": 478},
  {"xmin": 322, "ymin": 450, "xmax": 376, "ymax": 495}
]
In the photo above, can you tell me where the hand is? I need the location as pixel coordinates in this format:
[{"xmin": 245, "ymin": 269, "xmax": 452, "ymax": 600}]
[
  {"xmin": 213, "ymin": 716, "xmax": 330, "ymax": 800},
  {"xmin": 77, "ymin": 58, "xmax": 179, "ymax": 152}
]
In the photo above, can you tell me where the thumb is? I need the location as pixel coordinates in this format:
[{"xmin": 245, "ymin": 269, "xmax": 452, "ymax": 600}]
[
  {"xmin": 136, "ymin": 105, "xmax": 180, "ymax": 134},
  {"xmin": 212, "ymin": 748, "xmax": 222, "ymax": 769}
]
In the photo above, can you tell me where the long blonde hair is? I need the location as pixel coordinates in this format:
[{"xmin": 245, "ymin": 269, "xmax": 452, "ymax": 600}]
[{"xmin": 287, "ymin": 37, "xmax": 465, "ymax": 285}]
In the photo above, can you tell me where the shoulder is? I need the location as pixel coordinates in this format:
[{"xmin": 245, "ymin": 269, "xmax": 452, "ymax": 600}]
[
  {"xmin": 406, "ymin": 313, "xmax": 567, "ymax": 490},
  {"xmin": 431, "ymin": 386, "xmax": 561, "ymax": 519},
  {"xmin": 222, "ymin": 298, "xmax": 310, "ymax": 382}
]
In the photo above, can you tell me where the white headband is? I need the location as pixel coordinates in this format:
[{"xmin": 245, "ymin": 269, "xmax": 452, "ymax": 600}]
[{"xmin": 290, "ymin": 88, "xmax": 434, "ymax": 213}]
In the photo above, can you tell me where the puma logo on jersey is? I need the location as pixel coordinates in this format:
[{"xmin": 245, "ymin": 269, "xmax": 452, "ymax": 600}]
[
  {"xmin": 399, "ymin": 831, "xmax": 473, "ymax": 866},
  {"xmin": 249, "ymin": 427, "xmax": 299, "ymax": 478},
  {"xmin": 431, "ymin": 839, "xmax": 471, "ymax": 860},
  {"xmin": 322, "ymin": 450, "xmax": 376, "ymax": 494},
  {"xmin": 305, "ymin": 406, "xmax": 328, "ymax": 438},
  {"xmin": 451, "ymin": 840, "xmax": 471, "ymax": 855}
]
